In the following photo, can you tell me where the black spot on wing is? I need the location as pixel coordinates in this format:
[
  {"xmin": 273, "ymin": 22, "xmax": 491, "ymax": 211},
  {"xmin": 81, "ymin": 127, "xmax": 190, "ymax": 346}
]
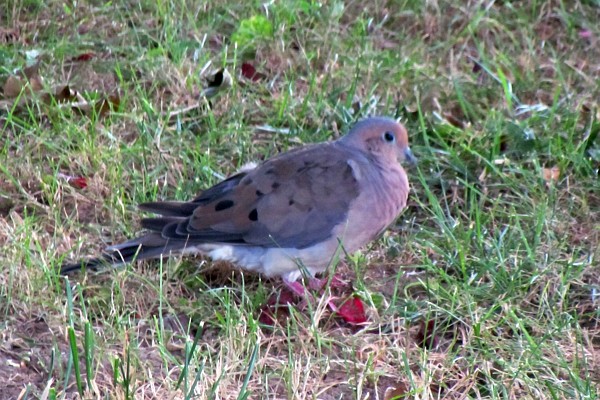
[
  {"xmin": 256, "ymin": 190, "xmax": 264, "ymax": 197},
  {"xmin": 272, "ymin": 182, "xmax": 280, "ymax": 189},
  {"xmin": 296, "ymin": 161, "xmax": 316, "ymax": 173},
  {"xmin": 215, "ymin": 200, "xmax": 234, "ymax": 211},
  {"xmin": 248, "ymin": 209, "xmax": 258, "ymax": 221}
]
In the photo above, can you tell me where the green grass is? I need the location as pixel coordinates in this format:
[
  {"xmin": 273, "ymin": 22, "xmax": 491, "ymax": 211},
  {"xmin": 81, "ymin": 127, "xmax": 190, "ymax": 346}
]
[{"xmin": 1, "ymin": 0, "xmax": 599, "ymax": 399}]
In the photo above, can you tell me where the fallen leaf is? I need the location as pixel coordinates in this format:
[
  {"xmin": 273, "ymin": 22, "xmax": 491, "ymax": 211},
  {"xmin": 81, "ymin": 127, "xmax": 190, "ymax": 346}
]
[
  {"xmin": 51, "ymin": 85, "xmax": 79, "ymax": 103},
  {"xmin": 384, "ymin": 382, "xmax": 410, "ymax": 400},
  {"xmin": 207, "ymin": 69, "xmax": 225, "ymax": 88},
  {"xmin": 57, "ymin": 173, "xmax": 88, "ymax": 189},
  {"xmin": 94, "ymin": 94, "xmax": 121, "ymax": 117},
  {"xmin": 241, "ymin": 62, "xmax": 265, "ymax": 81},
  {"xmin": 258, "ymin": 307, "xmax": 277, "ymax": 326},
  {"xmin": 77, "ymin": 24, "xmax": 91, "ymax": 35},
  {"xmin": 69, "ymin": 93, "xmax": 120, "ymax": 118},
  {"xmin": 72, "ymin": 52, "xmax": 95, "ymax": 62},
  {"xmin": 542, "ymin": 166, "xmax": 560, "ymax": 184},
  {"xmin": 0, "ymin": 197, "xmax": 15, "ymax": 216},
  {"xmin": 29, "ymin": 75, "xmax": 44, "ymax": 92},
  {"xmin": 258, "ymin": 287, "xmax": 297, "ymax": 328},
  {"xmin": 201, "ymin": 68, "xmax": 233, "ymax": 99},
  {"xmin": 336, "ymin": 296, "xmax": 367, "ymax": 324},
  {"xmin": 3, "ymin": 76, "xmax": 24, "ymax": 98},
  {"xmin": 70, "ymin": 176, "xmax": 88, "ymax": 189},
  {"xmin": 23, "ymin": 63, "xmax": 40, "ymax": 79},
  {"xmin": 478, "ymin": 168, "xmax": 487, "ymax": 183},
  {"xmin": 414, "ymin": 319, "xmax": 439, "ymax": 349},
  {"xmin": 3, "ymin": 69, "xmax": 44, "ymax": 99},
  {"xmin": 443, "ymin": 112, "xmax": 466, "ymax": 129}
]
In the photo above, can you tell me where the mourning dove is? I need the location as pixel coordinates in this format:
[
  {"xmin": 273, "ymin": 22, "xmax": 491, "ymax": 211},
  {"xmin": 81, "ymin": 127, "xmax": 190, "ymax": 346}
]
[{"xmin": 61, "ymin": 117, "xmax": 415, "ymax": 285}]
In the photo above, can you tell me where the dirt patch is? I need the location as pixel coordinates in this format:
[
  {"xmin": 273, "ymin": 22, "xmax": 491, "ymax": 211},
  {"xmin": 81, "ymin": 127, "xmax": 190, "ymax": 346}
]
[{"xmin": 0, "ymin": 315, "xmax": 56, "ymax": 399}]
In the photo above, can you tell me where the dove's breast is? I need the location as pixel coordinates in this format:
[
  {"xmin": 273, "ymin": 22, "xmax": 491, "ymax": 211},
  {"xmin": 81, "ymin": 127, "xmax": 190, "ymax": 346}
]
[{"xmin": 338, "ymin": 157, "xmax": 410, "ymax": 245}]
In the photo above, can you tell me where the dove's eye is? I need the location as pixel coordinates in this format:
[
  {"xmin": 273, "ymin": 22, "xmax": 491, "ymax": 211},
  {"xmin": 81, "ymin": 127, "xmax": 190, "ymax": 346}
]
[{"xmin": 383, "ymin": 131, "xmax": 395, "ymax": 143}]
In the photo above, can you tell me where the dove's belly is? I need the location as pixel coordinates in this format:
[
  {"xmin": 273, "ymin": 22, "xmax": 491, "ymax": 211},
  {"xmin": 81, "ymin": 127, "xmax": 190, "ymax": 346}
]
[{"xmin": 194, "ymin": 237, "xmax": 345, "ymax": 282}]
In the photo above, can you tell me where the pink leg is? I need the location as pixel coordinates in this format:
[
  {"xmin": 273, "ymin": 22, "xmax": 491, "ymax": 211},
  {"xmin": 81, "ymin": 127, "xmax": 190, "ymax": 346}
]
[
  {"xmin": 284, "ymin": 280, "xmax": 340, "ymax": 311},
  {"xmin": 280, "ymin": 276, "xmax": 367, "ymax": 324},
  {"xmin": 306, "ymin": 274, "xmax": 348, "ymax": 291},
  {"xmin": 284, "ymin": 280, "xmax": 308, "ymax": 297}
]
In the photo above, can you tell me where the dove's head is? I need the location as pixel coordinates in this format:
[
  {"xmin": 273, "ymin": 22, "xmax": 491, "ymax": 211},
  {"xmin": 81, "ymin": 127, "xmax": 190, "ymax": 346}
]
[{"xmin": 341, "ymin": 117, "xmax": 416, "ymax": 165}]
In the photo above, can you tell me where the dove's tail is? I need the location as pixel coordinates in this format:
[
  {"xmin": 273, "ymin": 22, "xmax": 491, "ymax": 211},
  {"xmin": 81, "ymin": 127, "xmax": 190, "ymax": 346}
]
[
  {"xmin": 60, "ymin": 200, "xmax": 220, "ymax": 275},
  {"xmin": 60, "ymin": 233, "xmax": 182, "ymax": 275},
  {"xmin": 60, "ymin": 255, "xmax": 123, "ymax": 274}
]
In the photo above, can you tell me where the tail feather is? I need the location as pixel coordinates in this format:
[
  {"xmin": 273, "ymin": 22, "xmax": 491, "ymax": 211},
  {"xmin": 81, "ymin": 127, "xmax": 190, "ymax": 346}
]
[
  {"xmin": 61, "ymin": 173, "xmax": 253, "ymax": 275},
  {"xmin": 60, "ymin": 256, "xmax": 119, "ymax": 275},
  {"xmin": 138, "ymin": 201, "xmax": 198, "ymax": 217},
  {"xmin": 60, "ymin": 233, "xmax": 180, "ymax": 275},
  {"xmin": 140, "ymin": 216, "xmax": 184, "ymax": 232}
]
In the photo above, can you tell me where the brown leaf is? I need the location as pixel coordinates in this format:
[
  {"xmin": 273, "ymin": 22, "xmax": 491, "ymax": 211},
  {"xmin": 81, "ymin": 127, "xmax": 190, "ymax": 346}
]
[
  {"xmin": 3, "ymin": 76, "xmax": 24, "ymax": 98},
  {"xmin": 69, "ymin": 94, "xmax": 120, "ymax": 118},
  {"xmin": 29, "ymin": 75, "xmax": 44, "ymax": 92},
  {"xmin": 77, "ymin": 24, "xmax": 91, "ymax": 35},
  {"xmin": 201, "ymin": 68, "xmax": 232, "ymax": 98},
  {"xmin": 23, "ymin": 64, "xmax": 40, "ymax": 80},
  {"xmin": 414, "ymin": 319, "xmax": 439, "ymax": 349},
  {"xmin": 377, "ymin": 39, "xmax": 400, "ymax": 49},
  {"xmin": 41, "ymin": 85, "xmax": 80, "ymax": 105},
  {"xmin": 207, "ymin": 69, "xmax": 225, "ymax": 88},
  {"xmin": 384, "ymin": 383, "xmax": 410, "ymax": 400},
  {"xmin": 443, "ymin": 112, "xmax": 466, "ymax": 129},
  {"xmin": 54, "ymin": 85, "xmax": 78, "ymax": 103},
  {"xmin": 3, "ymin": 70, "xmax": 45, "ymax": 99},
  {"xmin": 94, "ymin": 94, "xmax": 120, "ymax": 117},
  {"xmin": 542, "ymin": 166, "xmax": 560, "ymax": 184}
]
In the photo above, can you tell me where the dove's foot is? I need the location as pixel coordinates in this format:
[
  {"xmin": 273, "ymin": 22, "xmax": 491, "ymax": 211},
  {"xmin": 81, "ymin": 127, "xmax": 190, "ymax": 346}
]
[
  {"xmin": 282, "ymin": 280, "xmax": 339, "ymax": 312},
  {"xmin": 284, "ymin": 275, "xmax": 349, "ymax": 296},
  {"xmin": 258, "ymin": 276, "xmax": 367, "ymax": 326}
]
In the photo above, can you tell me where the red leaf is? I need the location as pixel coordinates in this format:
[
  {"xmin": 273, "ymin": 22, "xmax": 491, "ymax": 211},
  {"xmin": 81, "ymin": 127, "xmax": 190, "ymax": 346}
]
[
  {"xmin": 336, "ymin": 296, "xmax": 367, "ymax": 324},
  {"xmin": 73, "ymin": 52, "xmax": 95, "ymax": 62},
  {"xmin": 414, "ymin": 320, "xmax": 439, "ymax": 349},
  {"xmin": 258, "ymin": 287, "xmax": 297, "ymax": 328},
  {"xmin": 258, "ymin": 306, "xmax": 277, "ymax": 326},
  {"xmin": 70, "ymin": 176, "xmax": 88, "ymax": 189},
  {"xmin": 241, "ymin": 63, "xmax": 264, "ymax": 81},
  {"xmin": 58, "ymin": 172, "xmax": 88, "ymax": 189}
]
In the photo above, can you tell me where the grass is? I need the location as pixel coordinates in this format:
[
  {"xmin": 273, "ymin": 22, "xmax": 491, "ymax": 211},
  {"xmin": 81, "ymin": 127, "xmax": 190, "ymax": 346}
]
[{"xmin": 1, "ymin": 0, "xmax": 599, "ymax": 398}]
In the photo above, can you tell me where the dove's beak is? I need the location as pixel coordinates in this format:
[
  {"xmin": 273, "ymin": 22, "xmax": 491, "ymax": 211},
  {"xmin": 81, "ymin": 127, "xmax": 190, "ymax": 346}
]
[{"xmin": 404, "ymin": 147, "xmax": 417, "ymax": 165}]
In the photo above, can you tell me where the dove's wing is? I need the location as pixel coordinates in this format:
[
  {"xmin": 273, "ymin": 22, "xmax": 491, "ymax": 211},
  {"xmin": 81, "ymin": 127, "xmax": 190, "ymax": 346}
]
[{"xmin": 139, "ymin": 143, "xmax": 360, "ymax": 249}]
